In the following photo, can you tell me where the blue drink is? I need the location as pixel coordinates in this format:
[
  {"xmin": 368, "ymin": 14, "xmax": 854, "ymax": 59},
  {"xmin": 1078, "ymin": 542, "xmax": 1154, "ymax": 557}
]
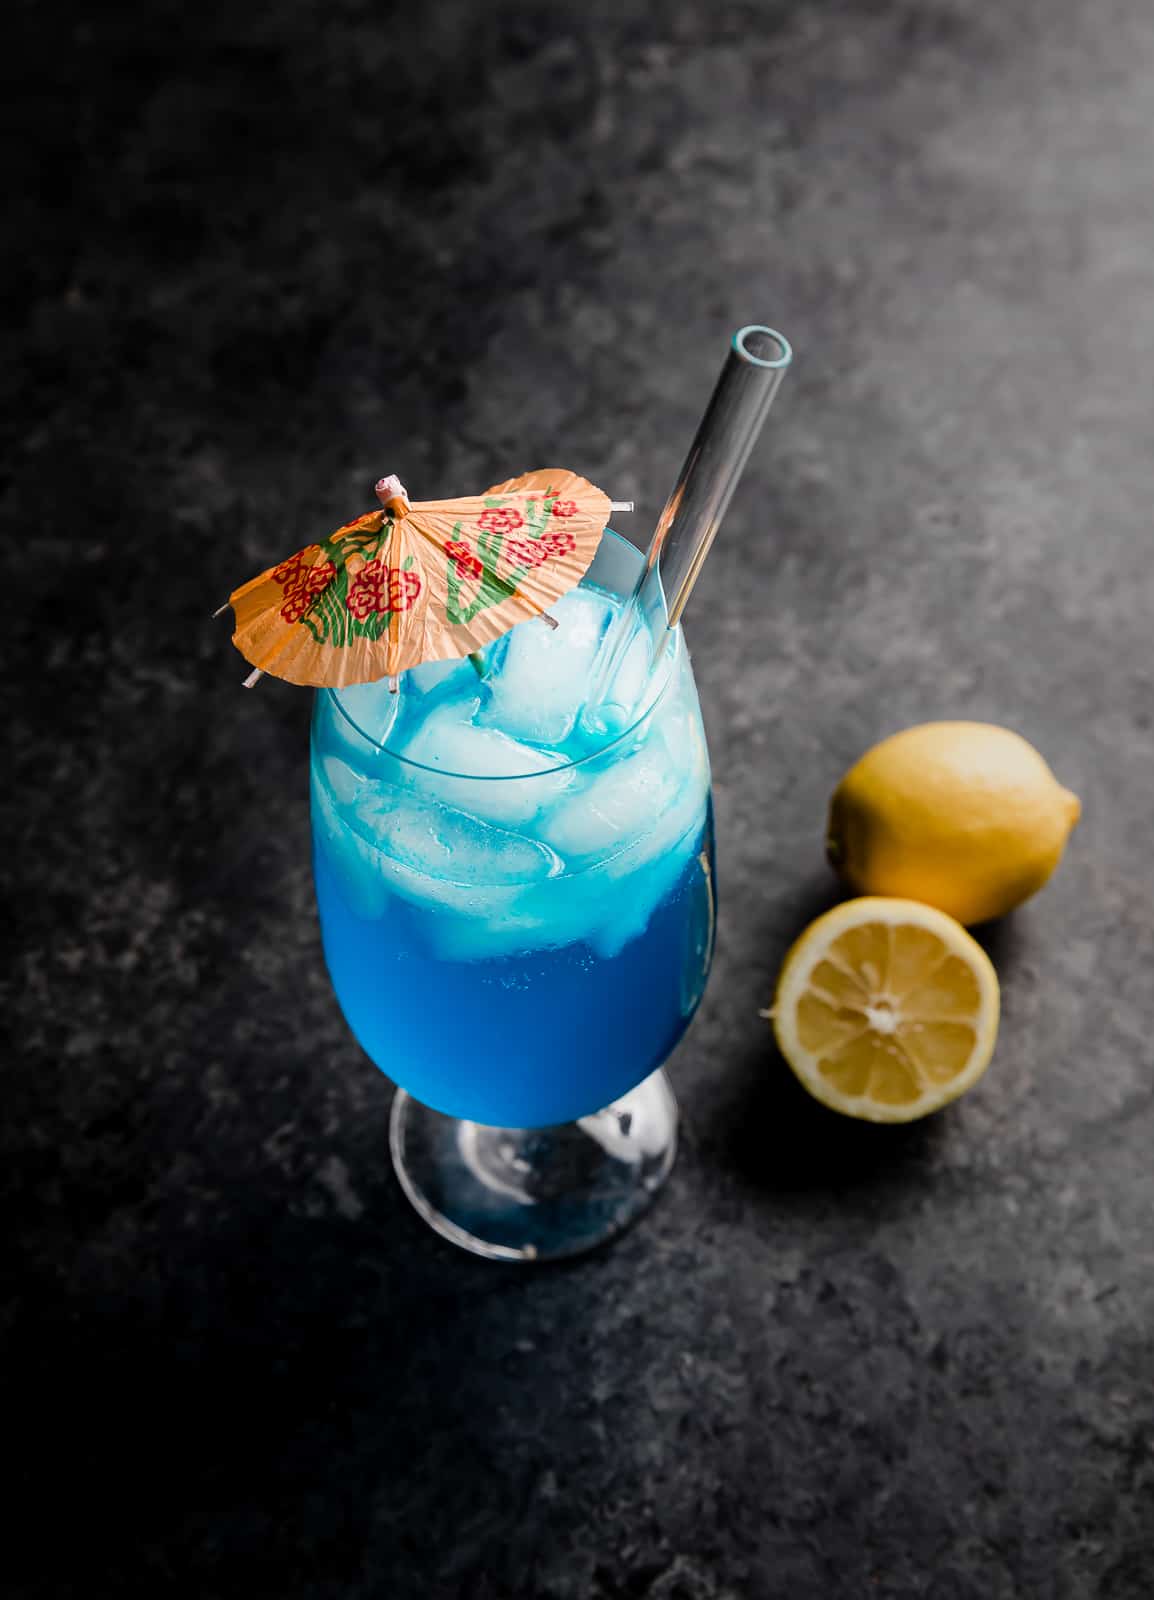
[{"xmin": 310, "ymin": 534, "xmax": 714, "ymax": 1127}]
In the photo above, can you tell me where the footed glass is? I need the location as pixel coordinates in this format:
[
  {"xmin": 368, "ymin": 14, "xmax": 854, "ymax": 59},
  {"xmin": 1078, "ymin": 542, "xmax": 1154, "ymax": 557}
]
[{"xmin": 310, "ymin": 531, "xmax": 715, "ymax": 1259}]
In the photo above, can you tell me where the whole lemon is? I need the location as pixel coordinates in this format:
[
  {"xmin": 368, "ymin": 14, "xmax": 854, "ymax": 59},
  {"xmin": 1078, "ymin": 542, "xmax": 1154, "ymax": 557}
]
[{"xmin": 826, "ymin": 722, "xmax": 1081, "ymax": 925}]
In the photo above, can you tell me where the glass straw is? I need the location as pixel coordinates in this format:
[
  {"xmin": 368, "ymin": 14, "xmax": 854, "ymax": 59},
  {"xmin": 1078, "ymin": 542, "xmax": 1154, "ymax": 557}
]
[{"xmin": 588, "ymin": 325, "xmax": 792, "ymax": 725}]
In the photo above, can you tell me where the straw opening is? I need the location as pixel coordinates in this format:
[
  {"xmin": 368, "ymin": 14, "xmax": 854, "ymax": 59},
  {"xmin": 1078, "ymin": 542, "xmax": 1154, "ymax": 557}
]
[{"xmin": 733, "ymin": 325, "xmax": 792, "ymax": 370}]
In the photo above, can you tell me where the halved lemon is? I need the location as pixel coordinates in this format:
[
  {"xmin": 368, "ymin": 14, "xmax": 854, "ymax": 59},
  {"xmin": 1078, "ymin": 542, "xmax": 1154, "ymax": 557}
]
[{"xmin": 771, "ymin": 897, "xmax": 1000, "ymax": 1122}]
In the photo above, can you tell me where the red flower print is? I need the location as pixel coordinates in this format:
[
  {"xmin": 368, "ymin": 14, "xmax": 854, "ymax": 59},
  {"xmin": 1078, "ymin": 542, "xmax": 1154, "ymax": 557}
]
[
  {"xmin": 506, "ymin": 529, "xmax": 577, "ymax": 570},
  {"xmin": 445, "ymin": 540, "xmax": 483, "ymax": 583},
  {"xmin": 505, "ymin": 537, "xmax": 550, "ymax": 569},
  {"xmin": 543, "ymin": 529, "xmax": 576, "ymax": 559},
  {"xmin": 393, "ymin": 570, "xmax": 421, "ymax": 610},
  {"xmin": 272, "ymin": 553, "xmax": 305, "ymax": 586},
  {"xmin": 303, "ymin": 559, "xmax": 336, "ymax": 594},
  {"xmin": 272, "ymin": 552, "xmax": 335, "ymax": 623},
  {"xmin": 345, "ymin": 564, "xmax": 422, "ymax": 620},
  {"xmin": 478, "ymin": 506, "xmax": 525, "ymax": 537},
  {"xmin": 551, "ymin": 499, "xmax": 578, "ymax": 518},
  {"xmin": 345, "ymin": 569, "xmax": 379, "ymax": 620}
]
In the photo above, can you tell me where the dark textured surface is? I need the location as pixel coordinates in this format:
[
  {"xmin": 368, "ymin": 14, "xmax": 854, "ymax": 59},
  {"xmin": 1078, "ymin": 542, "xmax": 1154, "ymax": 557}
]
[{"xmin": 5, "ymin": 2, "xmax": 1154, "ymax": 1595}]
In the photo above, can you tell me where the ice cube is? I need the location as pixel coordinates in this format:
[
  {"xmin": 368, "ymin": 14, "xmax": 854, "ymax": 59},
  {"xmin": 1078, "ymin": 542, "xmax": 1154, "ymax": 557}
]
[
  {"xmin": 347, "ymin": 786, "xmax": 561, "ymax": 888},
  {"xmin": 354, "ymin": 791, "xmax": 561, "ymax": 960},
  {"xmin": 330, "ymin": 681, "xmax": 400, "ymax": 751},
  {"xmin": 605, "ymin": 626, "xmax": 652, "ymax": 721},
  {"xmin": 602, "ymin": 713, "xmax": 708, "ymax": 880},
  {"xmin": 319, "ymin": 753, "xmax": 362, "ymax": 807},
  {"xmin": 399, "ymin": 700, "xmax": 570, "ymax": 827},
  {"xmin": 590, "ymin": 844, "xmax": 698, "ymax": 959},
  {"xmin": 311, "ymin": 766, "xmax": 390, "ymax": 920},
  {"xmin": 419, "ymin": 888, "xmax": 552, "ymax": 963},
  {"xmin": 477, "ymin": 587, "xmax": 614, "ymax": 745},
  {"xmin": 400, "ymin": 655, "xmax": 476, "ymax": 700},
  {"xmin": 538, "ymin": 728, "xmax": 682, "ymax": 864}
]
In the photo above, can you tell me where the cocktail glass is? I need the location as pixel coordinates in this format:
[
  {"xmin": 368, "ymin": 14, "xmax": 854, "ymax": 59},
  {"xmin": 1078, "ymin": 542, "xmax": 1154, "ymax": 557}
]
[{"xmin": 311, "ymin": 529, "xmax": 713, "ymax": 1259}]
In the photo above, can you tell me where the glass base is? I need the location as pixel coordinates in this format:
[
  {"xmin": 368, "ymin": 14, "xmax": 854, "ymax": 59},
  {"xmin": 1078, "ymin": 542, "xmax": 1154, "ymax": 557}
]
[{"xmin": 389, "ymin": 1069, "xmax": 678, "ymax": 1262}]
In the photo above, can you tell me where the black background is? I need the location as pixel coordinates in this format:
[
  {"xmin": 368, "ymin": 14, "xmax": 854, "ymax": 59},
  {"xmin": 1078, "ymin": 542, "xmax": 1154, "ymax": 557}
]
[{"xmin": 5, "ymin": 2, "xmax": 1154, "ymax": 1596}]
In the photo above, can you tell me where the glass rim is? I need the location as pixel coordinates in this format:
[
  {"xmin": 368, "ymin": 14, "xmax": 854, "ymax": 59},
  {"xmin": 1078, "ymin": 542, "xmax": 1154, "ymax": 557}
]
[{"xmin": 324, "ymin": 530, "xmax": 681, "ymax": 782}]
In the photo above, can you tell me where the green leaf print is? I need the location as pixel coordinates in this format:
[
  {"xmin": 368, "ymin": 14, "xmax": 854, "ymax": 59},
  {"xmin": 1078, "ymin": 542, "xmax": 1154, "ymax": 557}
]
[{"xmin": 301, "ymin": 522, "xmax": 393, "ymax": 646}]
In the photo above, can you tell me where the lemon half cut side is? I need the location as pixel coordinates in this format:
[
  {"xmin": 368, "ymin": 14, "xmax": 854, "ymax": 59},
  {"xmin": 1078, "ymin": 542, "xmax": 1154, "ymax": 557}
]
[{"xmin": 772, "ymin": 897, "xmax": 1000, "ymax": 1123}]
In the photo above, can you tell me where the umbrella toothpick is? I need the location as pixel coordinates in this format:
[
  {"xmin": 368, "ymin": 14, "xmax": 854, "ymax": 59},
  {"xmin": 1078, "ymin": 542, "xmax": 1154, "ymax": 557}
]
[
  {"xmin": 243, "ymin": 667, "xmax": 264, "ymax": 689},
  {"xmin": 224, "ymin": 469, "xmax": 609, "ymax": 689}
]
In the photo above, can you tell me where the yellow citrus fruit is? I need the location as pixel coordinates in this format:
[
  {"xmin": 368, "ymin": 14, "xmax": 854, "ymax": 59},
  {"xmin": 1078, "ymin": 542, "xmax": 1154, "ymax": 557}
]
[
  {"xmin": 826, "ymin": 721, "xmax": 1081, "ymax": 925},
  {"xmin": 771, "ymin": 897, "xmax": 1000, "ymax": 1122}
]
